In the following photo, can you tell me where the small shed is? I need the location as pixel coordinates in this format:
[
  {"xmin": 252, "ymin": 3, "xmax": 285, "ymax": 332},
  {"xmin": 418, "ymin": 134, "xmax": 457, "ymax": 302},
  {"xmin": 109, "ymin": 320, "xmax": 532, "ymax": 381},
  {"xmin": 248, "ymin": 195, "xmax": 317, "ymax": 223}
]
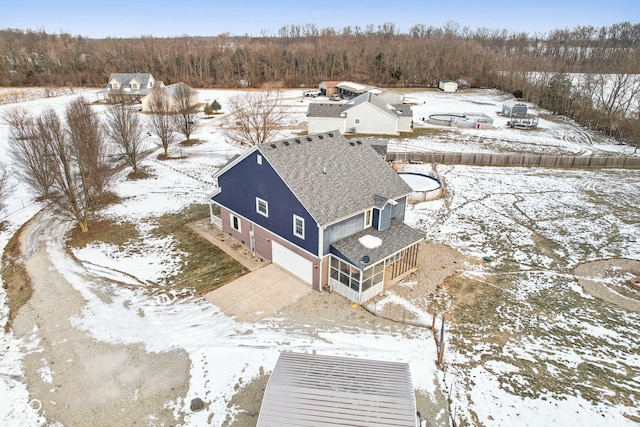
[
  {"xmin": 438, "ymin": 80, "xmax": 458, "ymax": 92},
  {"xmin": 502, "ymin": 100, "xmax": 528, "ymax": 117},
  {"xmin": 257, "ymin": 352, "xmax": 418, "ymax": 426}
]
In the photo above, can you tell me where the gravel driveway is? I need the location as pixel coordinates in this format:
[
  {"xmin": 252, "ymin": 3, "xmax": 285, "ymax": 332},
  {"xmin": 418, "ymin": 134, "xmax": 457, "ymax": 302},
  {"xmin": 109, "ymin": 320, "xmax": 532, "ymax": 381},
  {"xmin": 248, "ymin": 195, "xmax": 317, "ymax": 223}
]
[{"xmin": 12, "ymin": 211, "xmax": 191, "ymax": 427}]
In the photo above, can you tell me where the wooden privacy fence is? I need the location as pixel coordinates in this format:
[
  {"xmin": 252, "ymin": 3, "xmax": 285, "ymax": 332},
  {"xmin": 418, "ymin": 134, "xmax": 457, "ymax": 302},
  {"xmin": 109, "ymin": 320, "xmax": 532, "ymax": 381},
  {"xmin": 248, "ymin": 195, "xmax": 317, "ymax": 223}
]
[{"xmin": 386, "ymin": 151, "xmax": 640, "ymax": 169}]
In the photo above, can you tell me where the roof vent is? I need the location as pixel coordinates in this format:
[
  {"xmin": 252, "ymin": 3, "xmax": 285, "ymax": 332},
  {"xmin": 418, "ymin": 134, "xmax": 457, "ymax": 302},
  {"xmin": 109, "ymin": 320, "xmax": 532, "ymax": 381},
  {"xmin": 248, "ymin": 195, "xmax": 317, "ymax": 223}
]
[
  {"xmin": 349, "ymin": 142, "xmax": 355, "ymax": 146},
  {"xmin": 306, "ymin": 137, "xmax": 312, "ymax": 142},
  {"xmin": 318, "ymin": 135, "xmax": 324, "ymax": 140},
  {"xmin": 270, "ymin": 144, "xmax": 277, "ymax": 148},
  {"xmin": 361, "ymin": 255, "xmax": 370, "ymax": 264},
  {"xmin": 283, "ymin": 141, "xmax": 290, "ymax": 146},
  {"xmin": 356, "ymin": 141, "xmax": 362, "ymax": 145},
  {"xmin": 295, "ymin": 139, "xmax": 301, "ymax": 143},
  {"xmin": 328, "ymin": 133, "xmax": 334, "ymax": 137}
]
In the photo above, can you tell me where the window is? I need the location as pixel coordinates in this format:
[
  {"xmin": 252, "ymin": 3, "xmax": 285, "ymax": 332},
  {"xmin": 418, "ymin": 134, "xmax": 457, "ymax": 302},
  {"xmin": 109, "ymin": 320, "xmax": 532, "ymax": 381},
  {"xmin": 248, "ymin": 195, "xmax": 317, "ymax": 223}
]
[
  {"xmin": 257, "ymin": 154, "xmax": 262, "ymax": 165},
  {"xmin": 256, "ymin": 197, "xmax": 269, "ymax": 217},
  {"xmin": 293, "ymin": 215, "xmax": 305, "ymax": 239},
  {"xmin": 354, "ymin": 118, "xmax": 361, "ymax": 124},
  {"xmin": 329, "ymin": 256, "xmax": 365, "ymax": 292},
  {"xmin": 230, "ymin": 214, "xmax": 241, "ymax": 232},
  {"xmin": 364, "ymin": 209, "xmax": 372, "ymax": 228}
]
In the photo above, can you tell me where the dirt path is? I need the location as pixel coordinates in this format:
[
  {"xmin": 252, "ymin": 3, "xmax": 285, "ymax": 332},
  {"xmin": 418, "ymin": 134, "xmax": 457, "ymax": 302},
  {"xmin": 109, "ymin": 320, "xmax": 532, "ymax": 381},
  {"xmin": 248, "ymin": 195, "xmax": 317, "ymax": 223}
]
[{"xmin": 11, "ymin": 211, "xmax": 191, "ymax": 427}]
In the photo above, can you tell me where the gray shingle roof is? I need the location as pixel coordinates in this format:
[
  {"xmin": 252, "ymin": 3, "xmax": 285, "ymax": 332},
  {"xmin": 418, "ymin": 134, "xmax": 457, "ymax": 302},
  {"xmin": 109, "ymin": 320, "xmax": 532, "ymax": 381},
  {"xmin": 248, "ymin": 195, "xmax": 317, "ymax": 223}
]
[
  {"xmin": 331, "ymin": 218, "xmax": 424, "ymax": 269},
  {"xmin": 257, "ymin": 351, "xmax": 417, "ymax": 427},
  {"xmin": 307, "ymin": 92, "xmax": 412, "ymax": 120},
  {"xmin": 306, "ymin": 102, "xmax": 343, "ymax": 118},
  {"xmin": 258, "ymin": 131, "xmax": 412, "ymax": 226},
  {"xmin": 108, "ymin": 73, "xmax": 154, "ymax": 87}
]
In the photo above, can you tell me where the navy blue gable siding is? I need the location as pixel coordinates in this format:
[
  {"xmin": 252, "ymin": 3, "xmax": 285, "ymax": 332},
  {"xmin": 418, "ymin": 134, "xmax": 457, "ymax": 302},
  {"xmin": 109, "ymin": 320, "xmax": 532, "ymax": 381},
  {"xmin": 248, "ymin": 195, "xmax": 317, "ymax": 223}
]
[{"xmin": 213, "ymin": 150, "xmax": 318, "ymax": 255}]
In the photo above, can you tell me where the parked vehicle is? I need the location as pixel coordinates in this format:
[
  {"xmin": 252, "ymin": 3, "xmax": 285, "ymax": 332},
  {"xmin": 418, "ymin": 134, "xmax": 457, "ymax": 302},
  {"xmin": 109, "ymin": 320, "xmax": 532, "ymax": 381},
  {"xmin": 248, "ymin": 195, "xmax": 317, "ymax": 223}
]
[
  {"xmin": 303, "ymin": 90, "xmax": 321, "ymax": 97},
  {"xmin": 329, "ymin": 93, "xmax": 343, "ymax": 101}
]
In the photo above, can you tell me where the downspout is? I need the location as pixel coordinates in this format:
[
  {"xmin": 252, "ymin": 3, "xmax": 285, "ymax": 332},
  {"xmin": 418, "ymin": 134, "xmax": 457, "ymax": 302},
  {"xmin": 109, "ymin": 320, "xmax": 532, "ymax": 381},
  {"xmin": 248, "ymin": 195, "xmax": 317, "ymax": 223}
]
[{"xmin": 318, "ymin": 223, "xmax": 324, "ymax": 291}]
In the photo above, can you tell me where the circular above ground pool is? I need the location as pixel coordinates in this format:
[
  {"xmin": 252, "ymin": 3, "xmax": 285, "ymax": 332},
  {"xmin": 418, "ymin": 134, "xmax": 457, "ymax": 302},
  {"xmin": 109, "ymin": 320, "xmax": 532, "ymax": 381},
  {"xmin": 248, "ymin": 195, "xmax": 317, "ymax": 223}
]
[
  {"xmin": 429, "ymin": 113, "xmax": 469, "ymax": 123},
  {"xmin": 398, "ymin": 172, "xmax": 443, "ymax": 203}
]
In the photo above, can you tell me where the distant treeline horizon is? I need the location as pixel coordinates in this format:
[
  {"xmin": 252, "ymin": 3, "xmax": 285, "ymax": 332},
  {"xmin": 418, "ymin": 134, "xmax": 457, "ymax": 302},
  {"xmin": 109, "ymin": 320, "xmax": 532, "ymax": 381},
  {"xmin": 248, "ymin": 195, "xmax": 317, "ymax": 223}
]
[{"xmin": 1, "ymin": 21, "xmax": 639, "ymax": 145}]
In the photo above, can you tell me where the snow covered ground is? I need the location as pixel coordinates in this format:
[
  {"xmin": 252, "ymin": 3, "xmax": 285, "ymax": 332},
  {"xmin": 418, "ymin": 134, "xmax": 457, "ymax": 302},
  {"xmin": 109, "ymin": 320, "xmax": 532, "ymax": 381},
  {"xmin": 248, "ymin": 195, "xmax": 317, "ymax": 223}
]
[{"xmin": 0, "ymin": 88, "xmax": 639, "ymax": 426}]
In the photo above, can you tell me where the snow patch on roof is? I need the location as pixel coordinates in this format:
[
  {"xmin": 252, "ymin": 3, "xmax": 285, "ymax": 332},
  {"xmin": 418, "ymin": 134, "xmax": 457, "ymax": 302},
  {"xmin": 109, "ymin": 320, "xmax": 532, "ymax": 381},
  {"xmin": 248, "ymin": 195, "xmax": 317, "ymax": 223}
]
[{"xmin": 359, "ymin": 235, "xmax": 382, "ymax": 249}]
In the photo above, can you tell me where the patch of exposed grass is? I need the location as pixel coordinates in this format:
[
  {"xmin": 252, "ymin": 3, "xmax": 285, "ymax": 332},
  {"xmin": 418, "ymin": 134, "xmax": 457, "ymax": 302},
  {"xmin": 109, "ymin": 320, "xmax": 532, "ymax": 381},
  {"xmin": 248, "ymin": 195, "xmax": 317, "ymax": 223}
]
[
  {"xmin": 67, "ymin": 219, "xmax": 139, "ymax": 249},
  {"xmin": 128, "ymin": 167, "xmax": 153, "ymax": 180},
  {"xmin": 180, "ymin": 138, "xmax": 203, "ymax": 147},
  {"xmin": 342, "ymin": 127, "xmax": 452, "ymax": 141},
  {"xmin": 2, "ymin": 220, "xmax": 32, "ymax": 332},
  {"xmin": 153, "ymin": 204, "xmax": 247, "ymax": 295}
]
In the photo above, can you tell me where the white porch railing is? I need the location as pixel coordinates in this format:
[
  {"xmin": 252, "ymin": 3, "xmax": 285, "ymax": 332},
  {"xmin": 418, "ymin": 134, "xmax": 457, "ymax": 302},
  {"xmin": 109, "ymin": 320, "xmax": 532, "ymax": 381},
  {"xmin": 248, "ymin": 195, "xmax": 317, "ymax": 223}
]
[
  {"xmin": 210, "ymin": 215, "xmax": 222, "ymax": 229},
  {"xmin": 330, "ymin": 278, "xmax": 384, "ymax": 304}
]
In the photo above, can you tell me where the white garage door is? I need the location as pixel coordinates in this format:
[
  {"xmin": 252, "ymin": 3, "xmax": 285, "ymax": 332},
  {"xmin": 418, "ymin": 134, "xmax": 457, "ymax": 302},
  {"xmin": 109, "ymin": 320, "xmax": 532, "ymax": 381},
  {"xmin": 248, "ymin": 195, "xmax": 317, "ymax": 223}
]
[{"xmin": 271, "ymin": 241, "xmax": 313, "ymax": 285}]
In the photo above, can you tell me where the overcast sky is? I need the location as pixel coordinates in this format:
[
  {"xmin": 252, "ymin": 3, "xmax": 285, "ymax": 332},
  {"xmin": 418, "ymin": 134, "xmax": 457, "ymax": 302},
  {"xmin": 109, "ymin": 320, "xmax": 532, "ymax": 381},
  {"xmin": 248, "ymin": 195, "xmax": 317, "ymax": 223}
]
[{"xmin": 1, "ymin": 0, "xmax": 638, "ymax": 38}]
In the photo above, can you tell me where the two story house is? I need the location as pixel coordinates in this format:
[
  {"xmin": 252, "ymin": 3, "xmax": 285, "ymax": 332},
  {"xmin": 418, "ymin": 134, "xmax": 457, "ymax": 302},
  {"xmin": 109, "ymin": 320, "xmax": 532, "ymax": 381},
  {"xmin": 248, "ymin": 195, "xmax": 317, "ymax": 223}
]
[
  {"xmin": 209, "ymin": 131, "xmax": 424, "ymax": 304},
  {"xmin": 99, "ymin": 73, "xmax": 164, "ymax": 102}
]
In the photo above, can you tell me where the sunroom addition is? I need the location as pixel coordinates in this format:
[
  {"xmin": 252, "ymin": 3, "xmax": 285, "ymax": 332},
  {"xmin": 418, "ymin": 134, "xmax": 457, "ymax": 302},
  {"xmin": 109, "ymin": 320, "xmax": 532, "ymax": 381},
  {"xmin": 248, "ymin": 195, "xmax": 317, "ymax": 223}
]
[{"xmin": 329, "ymin": 219, "xmax": 423, "ymax": 304}]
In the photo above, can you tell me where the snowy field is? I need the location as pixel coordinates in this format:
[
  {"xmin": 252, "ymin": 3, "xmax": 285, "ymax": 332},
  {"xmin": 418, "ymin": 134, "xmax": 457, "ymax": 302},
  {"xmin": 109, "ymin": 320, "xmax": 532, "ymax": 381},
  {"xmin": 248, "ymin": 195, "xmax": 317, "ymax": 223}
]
[{"xmin": 0, "ymin": 87, "xmax": 639, "ymax": 426}]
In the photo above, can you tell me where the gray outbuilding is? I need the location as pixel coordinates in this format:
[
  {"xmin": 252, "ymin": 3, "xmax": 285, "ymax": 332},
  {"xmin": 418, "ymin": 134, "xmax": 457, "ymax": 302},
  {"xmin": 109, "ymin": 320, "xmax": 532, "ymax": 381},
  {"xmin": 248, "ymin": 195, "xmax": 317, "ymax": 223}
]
[{"xmin": 502, "ymin": 100, "xmax": 528, "ymax": 117}]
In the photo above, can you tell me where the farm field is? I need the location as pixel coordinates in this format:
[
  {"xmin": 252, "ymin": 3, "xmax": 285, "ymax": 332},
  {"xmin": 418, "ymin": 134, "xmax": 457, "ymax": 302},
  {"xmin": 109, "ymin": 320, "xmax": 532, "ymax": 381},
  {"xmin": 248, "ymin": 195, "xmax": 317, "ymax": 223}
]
[{"xmin": 0, "ymin": 87, "xmax": 638, "ymax": 426}]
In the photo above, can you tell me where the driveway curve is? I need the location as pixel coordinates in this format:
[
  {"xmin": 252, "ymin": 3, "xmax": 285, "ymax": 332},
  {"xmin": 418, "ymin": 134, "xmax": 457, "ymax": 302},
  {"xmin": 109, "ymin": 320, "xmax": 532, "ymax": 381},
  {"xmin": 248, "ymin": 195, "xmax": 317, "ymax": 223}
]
[{"xmin": 11, "ymin": 210, "xmax": 191, "ymax": 427}]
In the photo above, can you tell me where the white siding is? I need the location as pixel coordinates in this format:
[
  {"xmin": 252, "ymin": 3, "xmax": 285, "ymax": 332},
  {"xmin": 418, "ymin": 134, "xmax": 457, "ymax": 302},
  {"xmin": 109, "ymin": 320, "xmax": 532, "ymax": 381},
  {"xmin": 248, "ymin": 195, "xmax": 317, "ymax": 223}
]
[{"xmin": 346, "ymin": 103, "xmax": 397, "ymax": 135}]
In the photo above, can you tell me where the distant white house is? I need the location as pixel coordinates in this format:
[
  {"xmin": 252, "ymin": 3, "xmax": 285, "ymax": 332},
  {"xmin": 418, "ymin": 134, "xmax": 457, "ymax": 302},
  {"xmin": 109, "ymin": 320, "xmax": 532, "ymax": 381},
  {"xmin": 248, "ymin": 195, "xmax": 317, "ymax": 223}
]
[
  {"xmin": 439, "ymin": 80, "xmax": 458, "ymax": 92},
  {"xmin": 141, "ymin": 82, "xmax": 199, "ymax": 112},
  {"xmin": 307, "ymin": 92, "xmax": 413, "ymax": 135},
  {"xmin": 98, "ymin": 73, "xmax": 164, "ymax": 102}
]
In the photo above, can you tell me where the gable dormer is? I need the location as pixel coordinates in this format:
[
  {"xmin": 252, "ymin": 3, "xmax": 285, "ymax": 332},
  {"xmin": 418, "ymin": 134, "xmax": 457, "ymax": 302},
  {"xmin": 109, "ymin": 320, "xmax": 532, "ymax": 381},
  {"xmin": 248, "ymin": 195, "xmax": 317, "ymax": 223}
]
[
  {"xmin": 372, "ymin": 195, "xmax": 400, "ymax": 231},
  {"xmin": 109, "ymin": 79, "xmax": 121, "ymax": 89},
  {"xmin": 129, "ymin": 78, "xmax": 140, "ymax": 90}
]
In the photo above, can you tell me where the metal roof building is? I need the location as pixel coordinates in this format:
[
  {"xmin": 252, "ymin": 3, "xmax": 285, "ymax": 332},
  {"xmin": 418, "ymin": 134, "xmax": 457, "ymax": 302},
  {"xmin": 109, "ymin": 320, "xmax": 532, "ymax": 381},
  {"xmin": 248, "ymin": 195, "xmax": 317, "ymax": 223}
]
[{"xmin": 257, "ymin": 352, "xmax": 418, "ymax": 427}]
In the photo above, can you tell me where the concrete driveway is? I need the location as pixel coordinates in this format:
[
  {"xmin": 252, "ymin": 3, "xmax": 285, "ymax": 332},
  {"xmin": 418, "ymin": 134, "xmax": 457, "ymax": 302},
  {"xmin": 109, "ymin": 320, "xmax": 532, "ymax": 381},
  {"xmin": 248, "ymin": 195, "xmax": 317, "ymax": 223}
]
[{"xmin": 204, "ymin": 264, "xmax": 311, "ymax": 322}]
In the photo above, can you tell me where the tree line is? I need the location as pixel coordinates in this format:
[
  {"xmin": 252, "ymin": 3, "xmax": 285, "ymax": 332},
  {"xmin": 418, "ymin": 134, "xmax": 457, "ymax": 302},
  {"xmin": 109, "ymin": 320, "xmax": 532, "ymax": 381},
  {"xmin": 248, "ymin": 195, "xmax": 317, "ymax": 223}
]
[
  {"xmin": 0, "ymin": 21, "xmax": 638, "ymax": 143},
  {"xmin": 1, "ymin": 22, "xmax": 638, "ymax": 88}
]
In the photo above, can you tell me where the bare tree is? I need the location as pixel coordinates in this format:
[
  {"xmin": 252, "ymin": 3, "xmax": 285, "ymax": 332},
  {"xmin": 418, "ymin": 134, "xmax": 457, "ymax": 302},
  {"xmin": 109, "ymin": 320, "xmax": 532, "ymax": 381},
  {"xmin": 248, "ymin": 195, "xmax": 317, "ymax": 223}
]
[
  {"xmin": 5, "ymin": 103, "xmax": 111, "ymax": 232},
  {"xmin": 222, "ymin": 90, "xmax": 290, "ymax": 145},
  {"xmin": 104, "ymin": 103, "xmax": 145, "ymax": 173},
  {"xmin": 0, "ymin": 163, "xmax": 12, "ymax": 213},
  {"xmin": 147, "ymin": 88, "xmax": 178, "ymax": 157},
  {"xmin": 66, "ymin": 97, "xmax": 112, "ymax": 205},
  {"xmin": 171, "ymin": 82, "xmax": 199, "ymax": 143},
  {"xmin": 3, "ymin": 107, "xmax": 54, "ymax": 198},
  {"xmin": 36, "ymin": 108, "xmax": 92, "ymax": 232}
]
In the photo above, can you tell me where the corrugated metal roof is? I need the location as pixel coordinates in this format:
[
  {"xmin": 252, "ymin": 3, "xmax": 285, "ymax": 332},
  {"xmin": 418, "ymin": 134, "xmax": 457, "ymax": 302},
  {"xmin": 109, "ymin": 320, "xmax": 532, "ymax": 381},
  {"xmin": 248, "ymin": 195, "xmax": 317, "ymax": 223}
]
[{"xmin": 257, "ymin": 352, "xmax": 417, "ymax": 427}]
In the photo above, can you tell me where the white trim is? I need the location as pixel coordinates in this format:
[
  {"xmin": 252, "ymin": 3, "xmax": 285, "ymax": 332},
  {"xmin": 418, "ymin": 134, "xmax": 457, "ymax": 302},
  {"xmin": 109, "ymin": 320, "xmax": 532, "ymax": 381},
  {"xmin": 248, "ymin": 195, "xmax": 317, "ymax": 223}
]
[
  {"xmin": 256, "ymin": 197, "xmax": 269, "ymax": 217},
  {"xmin": 257, "ymin": 154, "xmax": 262, "ymax": 165},
  {"xmin": 363, "ymin": 208, "xmax": 373, "ymax": 228},
  {"xmin": 293, "ymin": 214, "xmax": 305, "ymax": 239},
  {"xmin": 212, "ymin": 146, "xmax": 260, "ymax": 179},
  {"xmin": 230, "ymin": 213, "xmax": 241, "ymax": 232}
]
